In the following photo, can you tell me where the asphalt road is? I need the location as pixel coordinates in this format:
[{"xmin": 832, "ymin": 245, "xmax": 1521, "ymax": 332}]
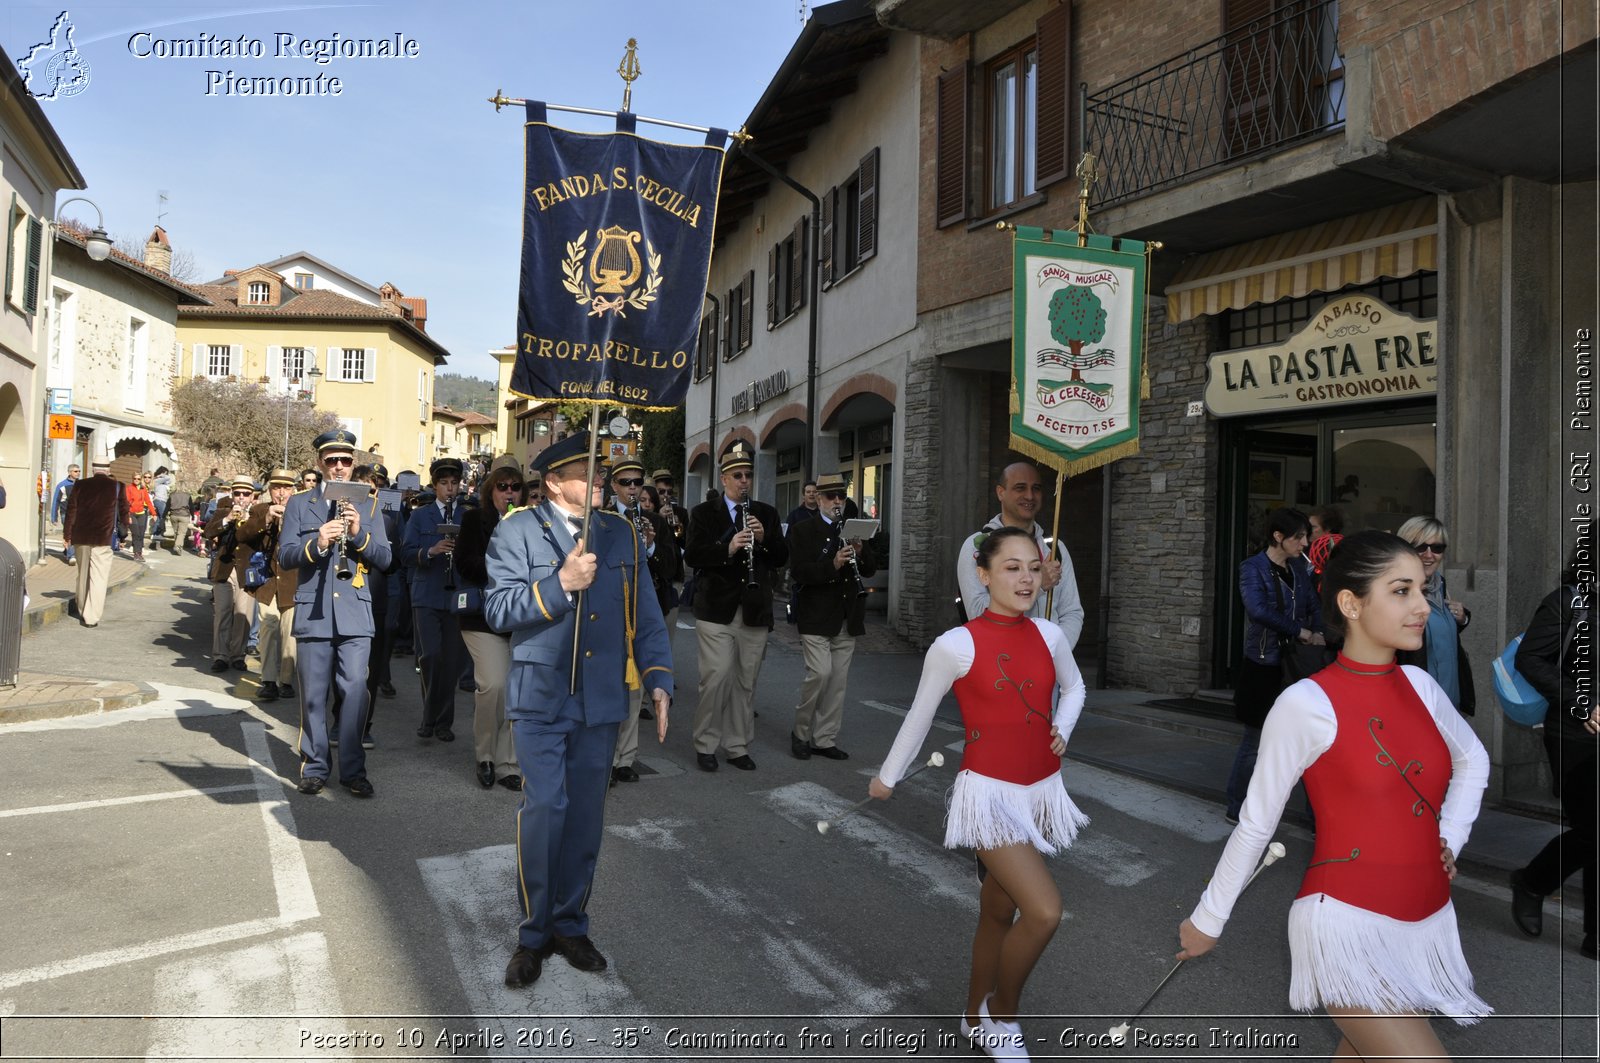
[{"xmin": 0, "ymin": 551, "xmax": 1594, "ymax": 1061}]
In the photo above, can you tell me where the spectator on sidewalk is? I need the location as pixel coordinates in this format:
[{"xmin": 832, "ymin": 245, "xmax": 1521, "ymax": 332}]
[
  {"xmin": 166, "ymin": 486, "xmax": 194, "ymax": 555},
  {"xmin": 785, "ymin": 481, "xmax": 820, "ymax": 528},
  {"xmin": 62, "ymin": 459, "xmax": 128, "ymax": 627},
  {"xmin": 126, "ymin": 473, "xmax": 154, "ymax": 562},
  {"xmin": 1396, "ymin": 516, "xmax": 1474, "ymax": 716},
  {"xmin": 1509, "ymin": 549, "xmax": 1597, "ymax": 959},
  {"xmin": 50, "ymin": 465, "xmax": 80, "ymax": 565},
  {"xmin": 1227, "ymin": 506, "xmax": 1324, "ymax": 824},
  {"xmin": 149, "ymin": 467, "xmax": 173, "ymax": 549},
  {"xmin": 956, "ymin": 462, "xmax": 1084, "ymax": 647}
]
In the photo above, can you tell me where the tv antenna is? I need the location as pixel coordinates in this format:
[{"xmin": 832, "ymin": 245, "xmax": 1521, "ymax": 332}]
[{"xmin": 156, "ymin": 190, "xmax": 169, "ymax": 227}]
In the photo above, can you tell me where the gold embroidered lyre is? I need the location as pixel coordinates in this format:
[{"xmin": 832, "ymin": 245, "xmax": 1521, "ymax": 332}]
[{"xmin": 590, "ymin": 225, "xmax": 643, "ymax": 293}]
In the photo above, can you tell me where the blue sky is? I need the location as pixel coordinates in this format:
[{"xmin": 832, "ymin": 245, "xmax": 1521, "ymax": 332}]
[{"xmin": 4, "ymin": 1, "xmax": 808, "ymax": 380}]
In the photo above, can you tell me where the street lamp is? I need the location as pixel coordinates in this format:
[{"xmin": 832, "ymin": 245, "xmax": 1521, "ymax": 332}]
[
  {"xmin": 55, "ymin": 196, "xmax": 112, "ymax": 261},
  {"xmin": 282, "ymin": 353, "xmax": 322, "ymax": 465}
]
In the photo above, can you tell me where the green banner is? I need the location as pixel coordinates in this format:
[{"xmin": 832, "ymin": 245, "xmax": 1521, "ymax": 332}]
[{"xmin": 1010, "ymin": 229, "xmax": 1148, "ymax": 476}]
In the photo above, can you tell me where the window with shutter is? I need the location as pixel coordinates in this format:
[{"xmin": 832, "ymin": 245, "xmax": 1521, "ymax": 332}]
[
  {"xmin": 936, "ymin": 65, "xmax": 970, "ymax": 228},
  {"xmin": 4, "ymin": 194, "xmax": 15, "ymax": 307},
  {"xmin": 767, "ymin": 244, "xmax": 779, "ymax": 329},
  {"xmin": 856, "ymin": 148, "xmax": 879, "ymax": 264},
  {"xmin": 228, "ymin": 344, "xmax": 243, "ymax": 378},
  {"xmin": 721, "ymin": 288, "xmax": 734, "ymax": 360},
  {"xmin": 363, "ymin": 347, "xmax": 377, "ymax": 383},
  {"xmin": 985, "ymin": 43, "xmax": 1039, "ymax": 212},
  {"xmin": 23, "ymin": 216, "xmax": 43, "ymax": 314},
  {"xmin": 1224, "ymin": 0, "xmax": 1277, "ymax": 157},
  {"xmin": 1034, "ymin": 3, "xmax": 1072, "ymax": 187},
  {"xmin": 266, "ymin": 345, "xmax": 283, "ymax": 387},
  {"xmin": 789, "ymin": 215, "xmax": 807, "ymax": 311},
  {"xmin": 819, "ymin": 188, "xmax": 836, "ymax": 288},
  {"xmin": 738, "ymin": 270, "xmax": 754, "ymax": 351}
]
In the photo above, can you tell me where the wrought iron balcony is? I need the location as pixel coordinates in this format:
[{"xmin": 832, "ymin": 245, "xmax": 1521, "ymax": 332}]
[{"xmin": 1082, "ymin": 0, "xmax": 1346, "ymax": 206}]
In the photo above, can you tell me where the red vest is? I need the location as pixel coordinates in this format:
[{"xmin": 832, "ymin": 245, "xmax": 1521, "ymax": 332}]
[
  {"xmin": 953, "ymin": 612, "xmax": 1062, "ymax": 786},
  {"xmin": 1300, "ymin": 658, "xmax": 1452, "ymax": 920}
]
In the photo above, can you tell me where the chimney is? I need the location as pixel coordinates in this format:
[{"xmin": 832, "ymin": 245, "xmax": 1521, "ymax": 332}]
[{"xmin": 143, "ymin": 226, "xmax": 172, "ymax": 274}]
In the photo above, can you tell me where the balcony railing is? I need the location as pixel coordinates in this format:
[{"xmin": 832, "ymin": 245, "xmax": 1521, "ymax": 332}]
[{"xmin": 1082, "ymin": 0, "xmax": 1346, "ymax": 206}]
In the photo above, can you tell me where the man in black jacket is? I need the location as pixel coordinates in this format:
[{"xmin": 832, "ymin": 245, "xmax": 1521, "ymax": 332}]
[
  {"xmin": 682, "ymin": 447, "xmax": 789, "ymax": 772},
  {"xmin": 786, "ymin": 475, "xmax": 877, "ymax": 760}
]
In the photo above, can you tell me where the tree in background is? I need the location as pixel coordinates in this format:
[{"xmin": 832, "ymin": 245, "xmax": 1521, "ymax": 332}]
[
  {"xmin": 639, "ymin": 405, "xmax": 685, "ymax": 481},
  {"xmin": 110, "ymin": 234, "xmax": 199, "ymax": 281},
  {"xmin": 171, "ymin": 378, "xmax": 342, "ymax": 480}
]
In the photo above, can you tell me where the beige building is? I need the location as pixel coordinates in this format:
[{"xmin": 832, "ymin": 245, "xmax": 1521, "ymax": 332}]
[
  {"xmin": 178, "ymin": 260, "xmax": 452, "ymax": 471},
  {"xmin": 0, "ymin": 44, "xmax": 86, "ymax": 562}
]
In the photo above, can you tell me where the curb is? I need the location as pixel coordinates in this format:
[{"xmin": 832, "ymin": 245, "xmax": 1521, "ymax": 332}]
[
  {"xmin": 0, "ymin": 680, "xmax": 160, "ymax": 723},
  {"xmin": 23, "ymin": 560, "xmax": 151, "ymax": 634}
]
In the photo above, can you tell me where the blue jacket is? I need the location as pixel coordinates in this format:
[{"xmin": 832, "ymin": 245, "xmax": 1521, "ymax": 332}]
[
  {"xmin": 401, "ymin": 497, "xmax": 467, "ymax": 610},
  {"xmin": 484, "ymin": 501, "xmax": 673, "ymax": 727},
  {"xmin": 1239, "ymin": 551, "xmax": 1322, "ymax": 665},
  {"xmin": 278, "ymin": 485, "xmax": 392, "ymax": 639}
]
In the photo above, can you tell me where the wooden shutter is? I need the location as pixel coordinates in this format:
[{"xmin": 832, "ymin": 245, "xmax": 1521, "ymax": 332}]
[
  {"xmin": 304, "ymin": 347, "xmax": 318, "ymax": 385},
  {"xmin": 192, "ymin": 342, "xmax": 207, "ymax": 378},
  {"xmin": 4, "ymin": 195, "xmax": 14, "ymax": 306},
  {"xmin": 363, "ymin": 347, "xmax": 377, "ymax": 382},
  {"xmin": 23, "ymin": 216, "xmax": 42, "ymax": 313},
  {"xmin": 228, "ymin": 344, "xmax": 243, "ymax": 378},
  {"xmin": 936, "ymin": 63, "xmax": 970, "ymax": 228},
  {"xmin": 857, "ymin": 147, "xmax": 879, "ymax": 263},
  {"xmin": 819, "ymin": 187, "xmax": 836, "ymax": 289},
  {"xmin": 739, "ymin": 270, "xmax": 754, "ymax": 350},
  {"xmin": 266, "ymin": 345, "xmax": 283, "ymax": 387},
  {"xmin": 1035, "ymin": 2, "xmax": 1073, "ymax": 187},
  {"xmin": 722, "ymin": 287, "xmax": 734, "ymax": 359},
  {"xmin": 766, "ymin": 243, "xmax": 779, "ymax": 328},
  {"xmin": 790, "ymin": 215, "xmax": 807, "ymax": 310},
  {"xmin": 1223, "ymin": 0, "xmax": 1277, "ymax": 157}
]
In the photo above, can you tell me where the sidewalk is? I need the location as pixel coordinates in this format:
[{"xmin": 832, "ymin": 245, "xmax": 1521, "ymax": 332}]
[{"xmin": 4, "ymin": 541, "xmax": 162, "ymax": 720}]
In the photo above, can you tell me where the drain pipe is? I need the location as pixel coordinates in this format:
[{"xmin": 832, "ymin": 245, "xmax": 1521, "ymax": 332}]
[{"xmin": 704, "ymin": 291, "xmax": 721, "ymax": 483}]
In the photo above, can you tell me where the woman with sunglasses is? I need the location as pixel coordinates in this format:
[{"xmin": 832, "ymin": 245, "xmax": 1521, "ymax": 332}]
[
  {"xmin": 453, "ymin": 458, "xmax": 525, "ymax": 791},
  {"xmin": 1395, "ymin": 516, "xmax": 1473, "ymax": 716}
]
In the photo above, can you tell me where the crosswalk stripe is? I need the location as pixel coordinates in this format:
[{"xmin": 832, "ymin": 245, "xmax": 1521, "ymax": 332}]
[
  {"xmin": 861, "ymin": 699, "xmax": 963, "ymax": 733},
  {"xmin": 1064, "ymin": 761, "xmax": 1235, "ymax": 843}
]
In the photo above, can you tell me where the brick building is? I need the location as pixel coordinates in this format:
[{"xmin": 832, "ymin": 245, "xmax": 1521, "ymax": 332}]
[{"xmin": 880, "ymin": 0, "xmax": 1593, "ymax": 799}]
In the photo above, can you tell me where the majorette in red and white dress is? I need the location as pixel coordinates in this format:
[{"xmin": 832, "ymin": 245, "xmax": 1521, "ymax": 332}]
[
  {"xmin": 1191, "ymin": 655, "xmax": 1492, "ymax": 1022},
  {"xmin": 880, "ymin": 611, "xmax": 1088, "ymax": 854}
]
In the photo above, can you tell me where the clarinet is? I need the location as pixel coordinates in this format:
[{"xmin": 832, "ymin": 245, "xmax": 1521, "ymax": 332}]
[
  {"xmin": 738, "ymin": 501, "xmax": 759, "ymax": 588},
  {"xmin": 333, "ymin": 500, "xmax": 355, "ymax": 582},
  {"xmin": 830, "ymin": 524, "xmax": 868, "ymax": 599}
]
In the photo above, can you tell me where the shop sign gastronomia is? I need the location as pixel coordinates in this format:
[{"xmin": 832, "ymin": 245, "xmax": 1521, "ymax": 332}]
[
  {"xmin": 730, "ymin": 369, "xmax": 790, "ymax": 415},
  {"xmin": 1203, "ymin": 296, "xmax": 1437, "ymax": 418}
]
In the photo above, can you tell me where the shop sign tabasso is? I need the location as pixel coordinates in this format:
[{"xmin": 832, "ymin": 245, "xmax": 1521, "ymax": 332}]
[
  {"xmin": 730, "ymin": 369, "xmax": 790, "ymax": 415},
  {"xmin": 1204, "ymin": 296, "xmax": 1437, "ymax": 418}
]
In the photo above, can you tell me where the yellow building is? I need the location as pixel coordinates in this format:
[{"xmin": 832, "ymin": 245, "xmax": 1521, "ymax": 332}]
[
  {"xmin": 178, "ymin": 261, "xmax": 451, "ymax": 471},
  {"xmin": 492, "ymin": 343, "xmax": 561, "ymax": 471}
]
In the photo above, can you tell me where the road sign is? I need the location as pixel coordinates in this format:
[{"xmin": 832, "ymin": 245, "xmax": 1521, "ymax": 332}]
[
  {"xmin": 47, "ymin": 413, "xmax": 75, "ymax": 440},
  {"xmin": 47, "ymin": 388, "xmax": 72, "ymax": 414}
]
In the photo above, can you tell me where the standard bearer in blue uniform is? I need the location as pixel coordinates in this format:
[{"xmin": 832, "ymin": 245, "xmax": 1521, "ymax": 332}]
[
  {"xmin": 485, "ymin": 432, "xmax": 673, "ymax": 988},
  {"xmin": 278, "ymin": 429, "xmax": 392, "ymax": 797}
]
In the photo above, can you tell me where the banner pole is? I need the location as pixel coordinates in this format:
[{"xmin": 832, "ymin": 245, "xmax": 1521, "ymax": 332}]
[
  {"xmin": 570, "ymin": 404, "xmax": 602, "ymax": 695},
  {"xmin": 1044, "ymin": 467, "xmax": 1066, "ymax": 617}
]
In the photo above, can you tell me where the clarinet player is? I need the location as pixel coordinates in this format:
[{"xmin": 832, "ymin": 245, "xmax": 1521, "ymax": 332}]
[
  {"xmin": 684, "ymin": 446, "xmax": 788, "ymax": 772},
  {"xmin": 786, "ymin": 474, "xmax": 877, "ymax": 761}
]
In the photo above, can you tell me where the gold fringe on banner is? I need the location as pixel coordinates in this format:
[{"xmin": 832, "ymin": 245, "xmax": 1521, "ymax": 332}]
[{"xmin": 1006, "ymin": 431, "xmax": 1142, "ymax": 479}]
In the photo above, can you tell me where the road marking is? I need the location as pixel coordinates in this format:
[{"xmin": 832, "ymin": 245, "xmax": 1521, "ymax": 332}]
[
  {"xmin": 1064, "ymin": 761, "xmax": 1236, "ymax": 843},
  {"xmin": 0, "ymin": 683, "xmax": 249, "ymax": 734},
  {"xmin": 862, "ymin": 700, "xmax": 963, "ymax": 733},
  {"xmin": 417, "ymin": 843, "xmax": 647, "ymax": 1041},
  {"xmin": 0, "ymin": 916, "xmax": 300, "ymax": 991},
  {"xmin": 0, "ymin": 783, "xmax": 257, "ymax": 819},
  {"xmin": 144, "ymin": 932, "xmax": 339, "ymax": 1057},
  {"xmin": 763, "ymin": 781, "xmax": 978, "ymax": 913},
  {"xmin": 1062, "ymin": 832, "xmax": 1159, "ymax": 887},
  {"xmin": 242, "ymin": 721, "xmax": 318, "ymax": 923},
  {"xmin": 606, "ymin": 817, "xmax": 691, "ymax": 851}
]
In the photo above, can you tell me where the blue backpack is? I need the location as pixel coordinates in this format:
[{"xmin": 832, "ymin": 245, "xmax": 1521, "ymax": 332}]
[{"xmin": 1492, "ymin": 634, "xmax": 1546, "ymax": 726}]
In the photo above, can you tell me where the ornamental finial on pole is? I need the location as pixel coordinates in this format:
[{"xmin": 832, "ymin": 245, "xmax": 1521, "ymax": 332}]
[
  {"xmin": 1075, "ymin": 152, "xmax": 1098, "ymax": 246},
  {"xmin": 618, "ymin": 39, "xmax": 641, "ymax": 112}
]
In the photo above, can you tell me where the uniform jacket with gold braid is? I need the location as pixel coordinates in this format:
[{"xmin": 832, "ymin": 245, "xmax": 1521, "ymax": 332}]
[
  {"xmin": 684, "ymin": 494, "xmax": 789, "ymax": 628},
  {"xmin": 237, "ymin": 499, "xmax": 300, "ymax": 609},
  {"xmin": 787, "ymin": 515, "xmax": 879, "ymax": 638},
  {"xmin": 276, "ymin": 484, "xmax": 392, "ymax": 638},
  {"xmin": 483, "ymin": 501, "xmax": 673, "ymax": 726}
]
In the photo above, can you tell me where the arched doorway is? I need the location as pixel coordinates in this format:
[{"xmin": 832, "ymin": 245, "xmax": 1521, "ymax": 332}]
[
  {"xmin": 0, "ymin": 383, "xmax": 29, "ymax": 553},
  {"xmin": 760, "ymin": 407, "xmax": 808, "ymax": 519}
]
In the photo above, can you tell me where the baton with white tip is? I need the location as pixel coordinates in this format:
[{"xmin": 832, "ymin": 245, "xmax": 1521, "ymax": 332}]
[
  {"xmin": 816, "ymin": 752, "xmax": 946, "ymax": 835},
  {"xmin": 1107, "ymin": 841, "xmax": 1288, "ymax": 1047}
]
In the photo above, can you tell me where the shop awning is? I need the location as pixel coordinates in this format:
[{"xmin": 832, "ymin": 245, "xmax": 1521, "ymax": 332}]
[
  {"xmin": 1164, "ymin": 198, "xmax": 1438, "ymax": 323},
  {"xmin": 102, "ymin": 424, "xmax": 176, "ymax": 454}
]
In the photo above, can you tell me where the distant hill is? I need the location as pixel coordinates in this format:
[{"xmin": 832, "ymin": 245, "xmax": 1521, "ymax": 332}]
[{"xmin": 434, "ymin": 373, "xmax": 498, "ymax": 417}]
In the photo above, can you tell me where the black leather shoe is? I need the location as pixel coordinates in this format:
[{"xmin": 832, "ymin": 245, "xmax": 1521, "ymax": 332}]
[
  {"xmin": 726, "ymin": 754, "xmax": 757, "ymax": 771},
  {"xmin": 342, "ymin": 777, "xmax": 375, "ymax": 798},
  {"xmin": 1510, "ymin": 869, "xmax": 1543, "ymax": 937},
  {"xmin": 296, "ymin": 777, "xmax": 325, "ymax": 795},
  {"xmin": 612, "ymin": 765, "xmax": 639, "ymax": 783},
  {"xmin": 231, "ymin": 658, "xmax": 248, "ymax": 671},
  {"xmin": 210, "ymin": 659, "xmax": 229, "ymax": 673},
  {"xmin": 498, "ymin": 774, "xmax": 522, "ymax": 791},
  {"xmin": 436, "ymin": 727, "xmax": 456, "ymax": 742},
  {"xmin": 504, "ymin": 945, "xmax": 544, "ymax": 987},
  {"xmin": 416, "ymin": 725, "xmax": 435, "ymax": 739},
  {"xmin": 790, "ymin": 732, "xmax": 812, "ymax": 760},
  {"xmin": 809, "ymin": 744, "xmax": 849, "ymax": 760},
  {"xmin": 278, "ymin": 684, "xmax": 295, "ymax": 699},
  {"xmin": 548, "ymin": 934, "xmax": 607, "ymax": 972},
  {"xmin": 256, "ymin": 681, "xmax": 280, "ymax": 701},
  {"xmin": 378, "ymin": 682, "xmax": 396, "ymax": 698},
  {"xmin": 477, "ymin": 761, "xmax": 496, "ymax": 789},
  {"xmin": 696, "ymin": 753, "xmax": 718, "ymax": 772},
  {"xmin": 639, "ymin": 704, "xmax": 654, "ymax": 721}
]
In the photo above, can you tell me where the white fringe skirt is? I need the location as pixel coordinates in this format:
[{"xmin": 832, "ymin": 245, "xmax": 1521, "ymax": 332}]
[
  {"xmin": 1287, "ymin": 893, "xmax": 1492, "ymax": 1025},
  {"xmin": 943, "ymin": 770, "xmax": 1088, "ymax": 855}
]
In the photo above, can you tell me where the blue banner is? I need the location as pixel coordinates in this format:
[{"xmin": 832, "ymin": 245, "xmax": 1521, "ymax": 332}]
[{"xmin": 513, "ymin": 103, "xmax": 725, "ymax": 410}]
